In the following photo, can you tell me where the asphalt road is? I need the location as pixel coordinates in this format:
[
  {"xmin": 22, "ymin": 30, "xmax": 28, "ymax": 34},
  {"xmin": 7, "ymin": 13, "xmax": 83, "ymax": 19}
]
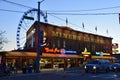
[{"xmin": 1, "ymin": 70, "xmax": 120, "ymax": 80}]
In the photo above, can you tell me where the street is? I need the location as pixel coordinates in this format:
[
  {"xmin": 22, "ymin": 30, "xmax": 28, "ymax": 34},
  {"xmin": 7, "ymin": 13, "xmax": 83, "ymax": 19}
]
[{"xmin": 1, "ymin": 70, "xmax": 120, "ymax": 80}]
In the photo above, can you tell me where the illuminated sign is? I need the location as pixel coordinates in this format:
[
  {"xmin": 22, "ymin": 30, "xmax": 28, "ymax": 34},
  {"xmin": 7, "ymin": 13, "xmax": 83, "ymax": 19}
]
[
  {"xmin": 82, "ymin": 52, "xmax": 91, "ymax": 55},
  {"xmin": 45, "ymin": 48, "xmax": 60, "ymax": 53},
  {"xmin": 44, "ymin": 47, "xmax": 77, "ymax": 54},
  {"xmin": 96, "ymin": 52, "xmax": 103, "ymax": 56},
  {"xmin": 60, "ymin": 49, "xmax": 77, "ymax": 54},
  {"xmin": 102, "ymin": 53, "xmax": 110, "ymax": 56},
  {"xmin": 82, "ymin": 47, "xmax": 91, "ymax": 55}
]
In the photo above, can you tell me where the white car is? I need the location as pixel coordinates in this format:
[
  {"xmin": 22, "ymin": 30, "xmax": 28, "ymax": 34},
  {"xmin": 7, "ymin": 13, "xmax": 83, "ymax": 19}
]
[
  {"xmin": 109, "ymin": 63, "xmax": 120, "ymax": 72},
  {"xmin": 84, "ymin": 60, "xmax": 110, "ymax": 73}
]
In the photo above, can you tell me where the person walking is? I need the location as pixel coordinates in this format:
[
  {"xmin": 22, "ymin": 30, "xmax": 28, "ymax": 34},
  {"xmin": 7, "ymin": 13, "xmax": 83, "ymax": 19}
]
[{"xmin": 14, "ymin": 60, "xmax": 19, "ymax": 74}]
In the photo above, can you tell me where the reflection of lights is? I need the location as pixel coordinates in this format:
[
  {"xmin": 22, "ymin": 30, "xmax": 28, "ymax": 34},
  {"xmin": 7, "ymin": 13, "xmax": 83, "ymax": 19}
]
[{"xmin": 83, "ymin": 55, "xmax": 89, "ymax": 57}]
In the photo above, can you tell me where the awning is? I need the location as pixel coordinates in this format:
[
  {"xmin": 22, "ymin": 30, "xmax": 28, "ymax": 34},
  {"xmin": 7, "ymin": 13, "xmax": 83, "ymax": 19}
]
[
  {"xmin": 92, "ymin": 56, "xmax": 116, "ymax": 59},
  {"xmin": 5, "ymin": 51, "xmax": 80, "ymax": 58}
]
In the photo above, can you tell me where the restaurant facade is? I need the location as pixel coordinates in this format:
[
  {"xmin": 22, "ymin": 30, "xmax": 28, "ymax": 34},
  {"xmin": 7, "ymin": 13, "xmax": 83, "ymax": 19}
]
[
  {"xmin": 0, "ymin": 21, "xmax": 114, "ymax": 70},
  {"xmin": 24, "ymin": 21, "xmax": 113, "ymax": 69}
]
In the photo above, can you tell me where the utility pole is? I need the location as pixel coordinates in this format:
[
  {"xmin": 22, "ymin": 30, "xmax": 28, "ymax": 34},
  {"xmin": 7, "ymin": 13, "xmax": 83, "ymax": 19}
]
[{"xmin": 36, "ymin": 0, "xmax": 45, "ymax": 73}]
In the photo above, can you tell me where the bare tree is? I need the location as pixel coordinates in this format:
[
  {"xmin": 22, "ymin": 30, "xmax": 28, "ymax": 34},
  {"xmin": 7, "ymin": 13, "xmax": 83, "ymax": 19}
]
[{"xmin": 0, "ymin": 30, "xmax": 8, "ymax": 50}]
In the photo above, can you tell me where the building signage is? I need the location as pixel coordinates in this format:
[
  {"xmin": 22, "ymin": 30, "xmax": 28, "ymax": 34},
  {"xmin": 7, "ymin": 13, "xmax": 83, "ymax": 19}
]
[
  {"xmin": 44, "ymin": 47, "xmax": 77, "ymax": 54},
  {"xmin": 45, "ymin": 47, "xmax": 60, "ymax": 53},
  {"xmin": 51, "ymin": 31, "xmax": 104, "ymax": 43},
  {"xmin": 96, "ymin": 52, "xmax": 103, "ymax": 56},
  {"xmin": 60, "ymin": 49, "xmax": 77, "ymax": 54},
  {"xmin": 82, "ymin": 48, "xmax": 91, "ymax": 55}
]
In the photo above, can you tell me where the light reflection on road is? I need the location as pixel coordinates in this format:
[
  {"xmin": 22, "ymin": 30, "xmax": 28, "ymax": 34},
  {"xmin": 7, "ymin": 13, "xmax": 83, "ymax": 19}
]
[{"xmin": 91, "ymin": 73, "xmax": 118, "ymax": 79}]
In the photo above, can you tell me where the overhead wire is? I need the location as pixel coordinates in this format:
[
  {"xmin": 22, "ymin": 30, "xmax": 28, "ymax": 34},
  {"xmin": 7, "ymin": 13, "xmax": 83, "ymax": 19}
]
[
  {"xmin": 0, "ymin": 0, "xmax": 34, "ymax": 9},
  {"xmin": 0, "ymin": 8, "xmax": 119, "ymax": 15},
  {"xmin": 47, "ymin": 12, "xmax": 119, "ymax": 15},
  {"xmin": 1, "ymin": 0, "xmax": 120, "ymax": 12},
  {"xmin": 0, "ymin": 9, "xmax": 24, "ymax": 13},
  {"xmin": 0, "ymin": 0, "xmax": 120, "ymax": 35},
  {"xmin": 0, "ymin": 8, "xmax": 118, "ymax": 34},
  {"xmin": 44, "ymin": 5, "xmax": 120, "ymax": 12}
]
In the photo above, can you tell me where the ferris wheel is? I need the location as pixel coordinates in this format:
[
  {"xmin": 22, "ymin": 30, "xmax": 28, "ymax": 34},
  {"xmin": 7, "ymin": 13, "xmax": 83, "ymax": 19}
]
[{"xmin": 16, "ymin": 8, "xmax": 48, "ymax": 50}]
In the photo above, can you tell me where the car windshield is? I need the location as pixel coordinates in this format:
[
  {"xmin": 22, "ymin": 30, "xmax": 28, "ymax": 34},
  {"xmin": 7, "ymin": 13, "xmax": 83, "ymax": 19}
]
[{"xmin": 88, "ymin": 60, "xmax": 99, "ymax": 64}]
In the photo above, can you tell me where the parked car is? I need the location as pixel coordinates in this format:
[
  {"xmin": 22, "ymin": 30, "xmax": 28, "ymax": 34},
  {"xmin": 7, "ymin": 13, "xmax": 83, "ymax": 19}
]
[
  {"xmin": 109, "ymin": 63, "xmax": 120, "ymax": 72},
  {"xmin": 84, "ymin": 60, "xmax": 110, "ymax": 73}
]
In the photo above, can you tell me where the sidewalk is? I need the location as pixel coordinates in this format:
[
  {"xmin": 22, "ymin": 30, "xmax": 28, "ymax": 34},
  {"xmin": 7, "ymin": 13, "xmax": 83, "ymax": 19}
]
[
  {"xmin": 1, "ymin": 67, "xmax": 83, "ymax": 78},
  {"xmin": 0, "ymin": 68, "xmax": 83, "ymax": 80},
  {"xmin": 2, "ymin": 68, "xmax": 63, "ymax": 77}
]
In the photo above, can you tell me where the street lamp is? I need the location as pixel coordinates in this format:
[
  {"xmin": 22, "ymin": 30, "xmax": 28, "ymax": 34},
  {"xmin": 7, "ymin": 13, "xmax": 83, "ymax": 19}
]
[{"xmin": 36, "ymin": 0, "xmax": 45, "ymax": 73}]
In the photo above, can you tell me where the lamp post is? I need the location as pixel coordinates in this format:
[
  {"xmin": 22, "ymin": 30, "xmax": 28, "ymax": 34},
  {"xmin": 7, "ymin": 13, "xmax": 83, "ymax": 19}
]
[{"xmin": 36, "ymin": 0, "xmax": 45, "ymax": 73}]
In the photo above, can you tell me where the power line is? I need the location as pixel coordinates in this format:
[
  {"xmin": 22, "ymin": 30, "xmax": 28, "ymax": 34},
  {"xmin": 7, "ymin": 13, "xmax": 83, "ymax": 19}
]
[
  {"xmin": 44, "ymin": 5, "xmax": 120, "ymax": 12},
  {"xmin": 1, "ymin": 0, "xmax": 34, "ymax": 9},
  {"xmin": 0, "ymin": 8, "xmax": 119, "ymax": 15},
  {"xmin": 0, "ymin": 9, "xmax": 24, "ymax": 13},
  {"xmin": 1, "ymin": 0, "xmax": 120, "ymax": 13},
  {"xmin": 47, "ymin": 12, "xmax": 119, "ymax": 15}
]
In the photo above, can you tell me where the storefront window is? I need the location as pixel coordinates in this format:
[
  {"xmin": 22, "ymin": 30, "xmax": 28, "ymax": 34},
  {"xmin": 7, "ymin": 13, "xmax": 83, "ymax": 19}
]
[
  {"xmin": 40, "ymin": 58, "xmax": 52, "ymax": 68},
  {"xmin": 54, "ymin": 58, "xmax": 64, "ymax": 68},
  {"xmin": 66, "ymin": 58, "xmax": 76, "ymax": 68}
]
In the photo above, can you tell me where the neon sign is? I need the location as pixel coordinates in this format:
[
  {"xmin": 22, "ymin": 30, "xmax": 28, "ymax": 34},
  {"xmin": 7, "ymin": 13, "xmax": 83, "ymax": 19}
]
[
  {"xmin": 44, "ymin": 47, "xmax": 77, "ymax": 54},
  {"xmin": 45, "ymin": 48, "xmax": 60, "ymax": 53}
]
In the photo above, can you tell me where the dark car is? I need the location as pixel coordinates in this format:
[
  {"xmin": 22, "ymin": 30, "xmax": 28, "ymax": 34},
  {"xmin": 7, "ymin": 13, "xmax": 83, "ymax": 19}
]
[
  {"xmin": 84, "ymin": 60, "xmax": 110, "ymax": 73},
  {"xmin": 109, "ymin": 63, "xmax": 120, "ymax": 72}
]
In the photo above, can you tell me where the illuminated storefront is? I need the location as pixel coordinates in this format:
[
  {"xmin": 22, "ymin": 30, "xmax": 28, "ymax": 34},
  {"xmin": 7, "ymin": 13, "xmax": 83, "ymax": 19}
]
[
  {"xmin": 24, "ymin": 21, "xmax": 113, "ymax": 68},
  {"xmin": 0, "ymin": 22, "xmax": 113, "ymax": 70}
]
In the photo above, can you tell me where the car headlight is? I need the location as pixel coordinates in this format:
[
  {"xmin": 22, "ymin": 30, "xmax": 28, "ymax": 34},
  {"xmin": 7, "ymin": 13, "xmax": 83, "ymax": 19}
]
[
  {"xmin": 114, "ymin": 67, "xmax": 116, "ymax": 69},
  {"xmin": 93, "ymin": 66, "xmax": 96, "ymax": 69},
  {"xmin": 84, "ymin": 65, "xmax": 87, "ymax": 69}
]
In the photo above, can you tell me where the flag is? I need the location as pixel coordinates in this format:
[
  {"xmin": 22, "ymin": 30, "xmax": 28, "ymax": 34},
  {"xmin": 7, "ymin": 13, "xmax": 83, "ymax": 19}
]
[
  {"xmin": 119, "ymin": 13, "xmax": 120, "ymax": 24},
  {"xmin": 82, "ymin": 22, "xmax": 84, "ymax": 29},
  {"xmin": 106, "ymin": 29, "xmax": 108, "ymax": 34},
  {"xmin": 46, "ymin": 11, "xmax": 47, "ymax": 18},
  {"xmin": 66, "ymin": 18, "xmax": 68, "ymax": 25},
  {"xmin": 95, "ymin": 26, "xmax": 97, "ymax": 31}
]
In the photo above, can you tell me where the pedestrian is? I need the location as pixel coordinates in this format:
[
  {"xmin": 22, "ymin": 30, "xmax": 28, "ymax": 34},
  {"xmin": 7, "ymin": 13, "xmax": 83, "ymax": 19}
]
[
  {"xmin": 10, "ymin": 62, "xmax": 14, "ymax": 74},
  {"xmin": 22, "ymin": 62, "xmax": 27, "ymax": 74},
  {"xmin": 32, "ymin": 60, "xmax": 36, "ymax": 72},
  {"xmin": 14, "ymin": 60, "xmax": 19, "ymax": 74},
  {"xmin": 5, "ymin": 63, "xmax": 11, "ymax": 76}
]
